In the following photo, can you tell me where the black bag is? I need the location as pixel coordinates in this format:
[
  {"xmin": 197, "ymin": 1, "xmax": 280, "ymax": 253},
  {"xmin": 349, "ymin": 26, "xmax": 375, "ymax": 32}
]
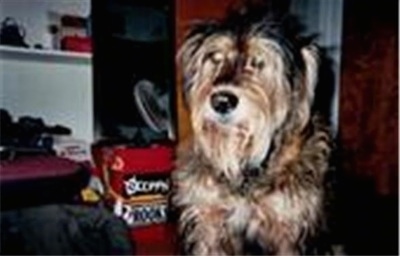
[{"xmin": 0, "ymin": 17, "xmax": 28, "ymax": 47}]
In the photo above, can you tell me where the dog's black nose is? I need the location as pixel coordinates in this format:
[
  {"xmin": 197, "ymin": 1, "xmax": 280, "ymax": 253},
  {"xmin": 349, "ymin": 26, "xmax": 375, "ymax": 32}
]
[{"xmin": 211, "ymin": 91, "xmax": 239, "ymax": 114}]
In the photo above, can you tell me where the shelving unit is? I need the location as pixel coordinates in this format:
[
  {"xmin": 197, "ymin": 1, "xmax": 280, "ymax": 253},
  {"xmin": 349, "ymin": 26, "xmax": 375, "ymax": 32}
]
[{"xmin": 0, "ymin": 45, "xmax": 91, "ymax": 62}]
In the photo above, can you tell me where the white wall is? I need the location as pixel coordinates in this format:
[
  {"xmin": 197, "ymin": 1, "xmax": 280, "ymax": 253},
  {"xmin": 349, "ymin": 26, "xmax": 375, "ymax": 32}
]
[
  {"xmin": 0, "ymin": 52, "xmax": 93, "ymax": 142},
  {"xmin": 0, "ymin": 0, "xmax": 93, "ymax": 142}
]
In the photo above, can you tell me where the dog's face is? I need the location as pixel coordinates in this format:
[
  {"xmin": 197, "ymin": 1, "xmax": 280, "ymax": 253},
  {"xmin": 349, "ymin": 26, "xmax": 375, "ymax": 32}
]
[{"xmin": 179, "ymin": 15, "xmax": 319, "ymax": 183}]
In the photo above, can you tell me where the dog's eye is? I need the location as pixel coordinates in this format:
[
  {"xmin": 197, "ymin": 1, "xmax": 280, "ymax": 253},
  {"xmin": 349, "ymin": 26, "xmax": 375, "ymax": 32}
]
[
  {"xmin": 209, "ymin": 51, "xmax": 224, "ymax": 65},
  {"xmin": 251, "ymin": 56, "xmax": 265, "ymax": 70}
]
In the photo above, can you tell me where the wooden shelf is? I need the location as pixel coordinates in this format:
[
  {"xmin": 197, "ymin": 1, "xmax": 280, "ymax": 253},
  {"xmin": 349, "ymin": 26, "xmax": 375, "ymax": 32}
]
[{"xmin": 0, "ymin": 45, "xmax": 92, "ymax": 62}]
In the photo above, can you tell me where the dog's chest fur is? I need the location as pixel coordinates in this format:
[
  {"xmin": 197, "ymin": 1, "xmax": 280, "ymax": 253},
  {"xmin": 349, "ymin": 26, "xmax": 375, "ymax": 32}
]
[
  {"xmin": 178, "ymin": 170, "xmax": 318, "ymax": 231},
  {"xmin": 173, "ymin": 117, "xmax": 331, "ymax": 254}
]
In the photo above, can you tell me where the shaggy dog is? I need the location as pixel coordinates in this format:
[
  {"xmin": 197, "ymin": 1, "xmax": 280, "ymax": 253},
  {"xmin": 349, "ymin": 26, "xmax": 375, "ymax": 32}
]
[{"xmin": 172, "ymin": 6, "xmax": 336, "ymax": 255}]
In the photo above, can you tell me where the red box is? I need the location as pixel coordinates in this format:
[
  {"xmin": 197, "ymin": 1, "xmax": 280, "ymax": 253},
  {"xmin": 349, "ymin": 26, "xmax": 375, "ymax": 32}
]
[
  {"xmin": 61, "ymin": 36, "xmax": 92, "ymax": 53},
  {"xmin": 91, "ymin": 144, "xmax": 175, "ymax": 251}
]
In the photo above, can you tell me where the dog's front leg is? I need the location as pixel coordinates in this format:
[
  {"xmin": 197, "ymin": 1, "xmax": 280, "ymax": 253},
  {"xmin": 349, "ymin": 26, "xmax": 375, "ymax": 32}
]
[
  {"xmin": 249, "ymin": 187, "xmax": 323, "ymax": 255},
  {"xmin": 179, "ymin": 205, "xmax": 232, "ymax": 255}
]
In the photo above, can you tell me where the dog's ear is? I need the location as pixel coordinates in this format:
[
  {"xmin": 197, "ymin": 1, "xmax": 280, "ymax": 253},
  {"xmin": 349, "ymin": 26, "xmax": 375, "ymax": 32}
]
[
  {"xmin": 176, "ymin": 32, "xmax": 203, "ymax": 103},
  {"xmin": 177, "ymin": 21, "xmax": 221, "ymax": 103},
  {"xmin": 301, "ymin": 44, "xmax": 319, "ymax": 104},
  {"xmin": 177, "ymin": 21, "xmax": 220, "ymax": 75},
  {"xmin": 298, "ymin": 44, "xmax": 319, "ymax": 128},
  {"xmin": 177, "ymin": 33, "xmax": 203, "ymax": 76},
  {"xmin": 177, "ymin": 23, "xmax": 214, "ymax": 100}
]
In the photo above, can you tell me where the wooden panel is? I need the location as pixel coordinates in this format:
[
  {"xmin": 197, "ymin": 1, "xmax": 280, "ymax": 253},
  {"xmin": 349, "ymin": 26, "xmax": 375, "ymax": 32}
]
[
  {"xmin": 338, "ymin": 0, "xmax": 398, "ymax": 254},
  {"xmin": 339, "ymin": 0, "xmax": 398, "ymax": 196}
]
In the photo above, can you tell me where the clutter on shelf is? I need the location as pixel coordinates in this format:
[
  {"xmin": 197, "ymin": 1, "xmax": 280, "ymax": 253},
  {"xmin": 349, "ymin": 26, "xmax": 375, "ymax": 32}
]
[
  {"xmin": 59, "ymin": 14, "xmax": 92, "ymax": 53},
  {"xmin": 0, "ymin": 17, "xmax": 29, "ymax": 48},
  {"xmin": 0, "ymin": 109, "xmax": 91, "ymax": 163},
  {"xmin": 0, "ymin": 12, "xmax": 92, "ymax": 53}
]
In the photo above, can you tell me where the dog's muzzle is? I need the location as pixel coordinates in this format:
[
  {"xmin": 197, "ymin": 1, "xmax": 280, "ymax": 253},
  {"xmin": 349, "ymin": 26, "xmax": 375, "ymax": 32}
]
[{"xmin": 210, "ymin": 91, "xmax": 239, "ymax": 115}]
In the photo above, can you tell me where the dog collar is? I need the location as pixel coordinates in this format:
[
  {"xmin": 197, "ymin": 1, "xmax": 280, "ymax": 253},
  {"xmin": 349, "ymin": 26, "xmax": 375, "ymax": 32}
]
[
  {"xmin": 247, "ymin": 139, "xmax": 275, "ymax": 174},
  {"xmin": 237, "ymin": 140, "xmax": 276, "ymax": 195}
]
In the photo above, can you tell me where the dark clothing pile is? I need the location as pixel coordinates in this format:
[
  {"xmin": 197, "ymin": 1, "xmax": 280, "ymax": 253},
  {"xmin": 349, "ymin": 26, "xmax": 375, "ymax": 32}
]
[
  {"xmin": 0, "ymin": 109, "xmax": 135, "ymax": 255},
  {"xmin": 0, "ymin": 109, "xmax": 71, "ymax": 158},
  {"xmin": 1, "ymin": 204, "xmax": 134, "ymax": 255}
]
